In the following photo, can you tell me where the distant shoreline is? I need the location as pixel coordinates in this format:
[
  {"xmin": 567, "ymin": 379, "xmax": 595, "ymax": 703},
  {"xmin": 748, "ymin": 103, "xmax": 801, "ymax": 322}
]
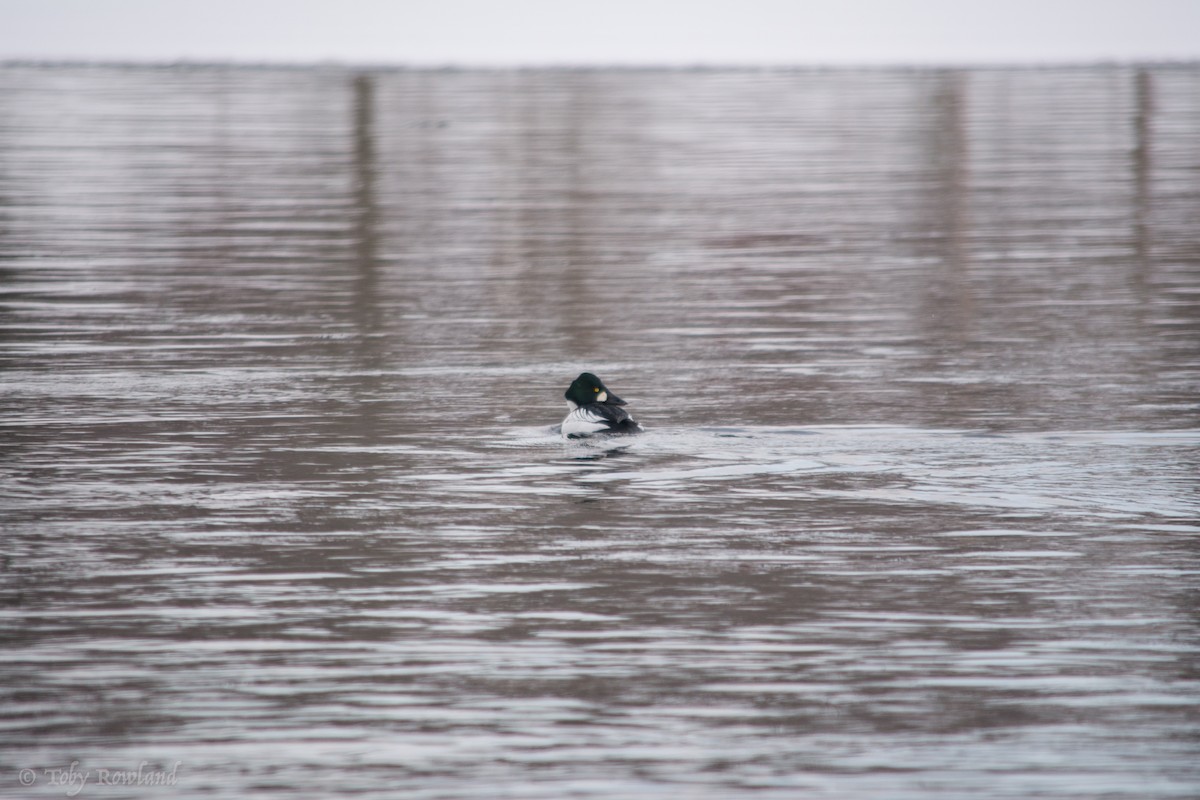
[{"xmin": 2, "ymin": 58, "xmax": 1198, "ymax": 73}]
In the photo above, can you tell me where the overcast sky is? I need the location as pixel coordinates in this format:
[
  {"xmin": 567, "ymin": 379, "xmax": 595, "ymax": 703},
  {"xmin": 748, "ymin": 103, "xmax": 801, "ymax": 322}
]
[{"xmin": 1, "ymin": 0, "xmax": 1198, "ymax": 66}]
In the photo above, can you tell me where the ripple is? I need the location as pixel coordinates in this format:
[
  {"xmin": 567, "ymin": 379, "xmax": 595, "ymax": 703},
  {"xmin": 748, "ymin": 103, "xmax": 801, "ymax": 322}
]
[{"xmin": 2, "ymin": 63, "xmax": 1199, "ymax": 800}]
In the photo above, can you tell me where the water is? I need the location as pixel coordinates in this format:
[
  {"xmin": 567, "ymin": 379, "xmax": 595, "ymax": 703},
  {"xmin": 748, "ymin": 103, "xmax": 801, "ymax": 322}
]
[{"xmin": 1, "ymin": 64, "xmax": 1198, "ymax": 798}]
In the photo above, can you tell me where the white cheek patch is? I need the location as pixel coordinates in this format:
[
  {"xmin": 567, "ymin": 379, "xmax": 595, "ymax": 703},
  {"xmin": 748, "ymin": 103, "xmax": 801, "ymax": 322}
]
[{"xmin": 596, "ymin": 391, "xmax": 607, "ymax": 402}]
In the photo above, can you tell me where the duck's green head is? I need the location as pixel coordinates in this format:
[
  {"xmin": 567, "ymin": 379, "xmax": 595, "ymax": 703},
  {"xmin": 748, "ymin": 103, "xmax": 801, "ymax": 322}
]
[{"xmin": 564, "ymin": 372, "xmax": 626, "ymax": 408}]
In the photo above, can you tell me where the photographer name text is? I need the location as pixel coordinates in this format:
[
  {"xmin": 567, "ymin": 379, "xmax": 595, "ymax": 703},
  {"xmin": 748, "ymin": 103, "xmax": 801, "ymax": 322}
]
[{"xmin": 18, "ymin": 761, "xmax": 181, "ymax": 796}]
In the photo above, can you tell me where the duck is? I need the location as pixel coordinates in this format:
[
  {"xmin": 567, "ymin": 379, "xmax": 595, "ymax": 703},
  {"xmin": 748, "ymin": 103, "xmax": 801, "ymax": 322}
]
[{"xmin": 560, "ymin": 372, "xmax": 643, "ymax": 439}]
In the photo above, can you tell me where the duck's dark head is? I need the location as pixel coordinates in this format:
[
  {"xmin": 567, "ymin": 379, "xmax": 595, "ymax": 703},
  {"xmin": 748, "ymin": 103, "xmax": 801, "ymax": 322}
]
[{"xmin": 564, "ymin": 372, "xmax": 626, "ymax": 409}]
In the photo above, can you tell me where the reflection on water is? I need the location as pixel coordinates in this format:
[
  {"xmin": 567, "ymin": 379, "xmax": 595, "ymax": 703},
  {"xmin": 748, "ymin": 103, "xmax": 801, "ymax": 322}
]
[{"xmin": 1, "ymin": 64, "xmax": 1199, "ymax": 799}]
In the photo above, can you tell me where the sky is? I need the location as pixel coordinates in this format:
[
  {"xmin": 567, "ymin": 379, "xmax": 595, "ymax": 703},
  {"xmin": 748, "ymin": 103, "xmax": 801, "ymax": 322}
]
[{"xmin": 1, "ymin": 0, "xmax": 1198, "ymax": 66}]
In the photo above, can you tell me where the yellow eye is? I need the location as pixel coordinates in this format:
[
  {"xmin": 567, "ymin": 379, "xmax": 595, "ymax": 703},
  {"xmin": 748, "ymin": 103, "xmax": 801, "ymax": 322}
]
[{"xmin": 593, "ymin": 387, "xmax": 600, "ymax": 392}]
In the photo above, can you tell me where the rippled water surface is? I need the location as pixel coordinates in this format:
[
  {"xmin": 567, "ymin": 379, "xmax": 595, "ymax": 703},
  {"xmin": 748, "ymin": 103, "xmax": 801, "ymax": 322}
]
[{"xmin": 2, "ymin": 64, "xmax": 1199, "ymax": 798}]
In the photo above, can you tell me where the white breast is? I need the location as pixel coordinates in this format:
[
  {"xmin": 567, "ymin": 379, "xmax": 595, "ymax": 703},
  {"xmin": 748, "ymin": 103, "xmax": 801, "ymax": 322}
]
[{"xmin": 561, "ymin": 406, "xmax": 612, "ymax": 438}]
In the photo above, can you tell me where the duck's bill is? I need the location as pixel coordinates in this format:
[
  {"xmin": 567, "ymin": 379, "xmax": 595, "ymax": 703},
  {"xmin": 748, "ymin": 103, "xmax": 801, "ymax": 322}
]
[{"xmin": 604, "ymin": 391, "xmax": 627, "ymax": 406}]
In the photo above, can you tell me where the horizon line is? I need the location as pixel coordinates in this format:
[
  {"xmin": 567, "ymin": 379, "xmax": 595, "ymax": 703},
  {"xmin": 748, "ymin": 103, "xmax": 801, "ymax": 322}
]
[{"xmin": 3, "ymin": 56, "xmax": 1198, "ymax": 72}]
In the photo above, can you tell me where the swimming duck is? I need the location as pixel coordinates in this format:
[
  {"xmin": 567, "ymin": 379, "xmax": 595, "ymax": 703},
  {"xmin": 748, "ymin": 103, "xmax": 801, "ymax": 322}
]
[{"xmin": 560, "ymin": 372, "xmax": 643, "ymax": 439}]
